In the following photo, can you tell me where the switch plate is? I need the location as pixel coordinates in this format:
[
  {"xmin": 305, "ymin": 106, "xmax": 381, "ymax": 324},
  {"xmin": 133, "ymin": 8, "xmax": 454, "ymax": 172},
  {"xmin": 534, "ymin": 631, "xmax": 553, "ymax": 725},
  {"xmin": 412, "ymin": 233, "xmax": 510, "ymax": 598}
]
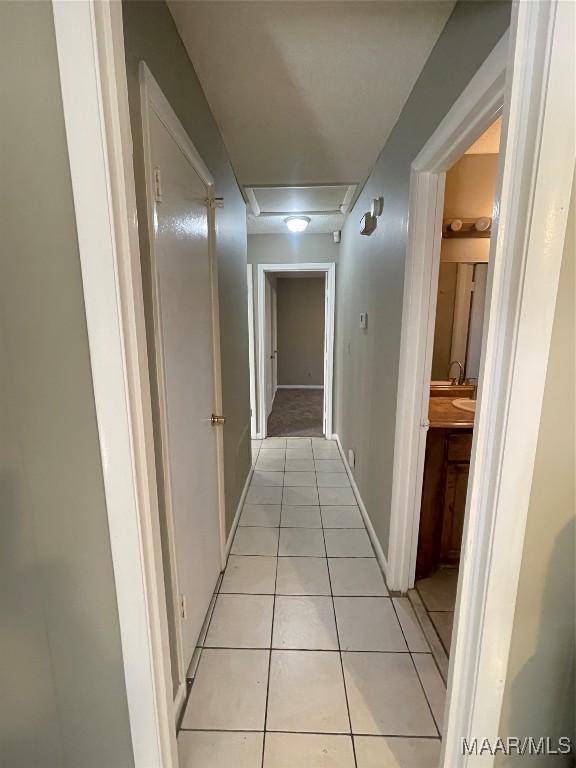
[{"xmin": 360, "ymin": 312, "xmax": 368, "ymax": 330}]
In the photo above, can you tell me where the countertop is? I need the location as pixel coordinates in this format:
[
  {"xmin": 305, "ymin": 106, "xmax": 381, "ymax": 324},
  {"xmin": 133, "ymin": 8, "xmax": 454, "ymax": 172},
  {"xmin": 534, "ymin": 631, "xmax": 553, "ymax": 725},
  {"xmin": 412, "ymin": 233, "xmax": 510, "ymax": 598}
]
[{"xmin": 429, "ymin": 397, "xmax": 475, "ymax": 429}]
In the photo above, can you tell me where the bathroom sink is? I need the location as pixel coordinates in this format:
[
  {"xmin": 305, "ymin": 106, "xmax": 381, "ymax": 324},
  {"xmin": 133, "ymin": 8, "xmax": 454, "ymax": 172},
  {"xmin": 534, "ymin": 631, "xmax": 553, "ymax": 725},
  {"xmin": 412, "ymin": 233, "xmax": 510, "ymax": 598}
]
[{"xmin": 452, "ymin": 398, "xmax": 476, "ymax": 413}]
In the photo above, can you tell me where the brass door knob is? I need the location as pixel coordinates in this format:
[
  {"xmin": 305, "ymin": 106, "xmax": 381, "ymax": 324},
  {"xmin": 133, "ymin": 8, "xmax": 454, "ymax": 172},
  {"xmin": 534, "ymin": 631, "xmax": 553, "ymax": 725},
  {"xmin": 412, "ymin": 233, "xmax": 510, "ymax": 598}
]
[{"xmin": 210, "ymin": 414, "xmax": 226, "ymax": 426}]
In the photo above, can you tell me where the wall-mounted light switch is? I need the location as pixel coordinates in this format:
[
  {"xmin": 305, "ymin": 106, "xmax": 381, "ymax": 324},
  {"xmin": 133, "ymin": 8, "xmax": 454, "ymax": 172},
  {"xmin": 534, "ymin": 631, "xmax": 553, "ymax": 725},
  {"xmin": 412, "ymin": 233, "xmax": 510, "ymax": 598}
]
[{"xmin": 360, "ymin": 312, "xmax": 368, "ymax": 330}]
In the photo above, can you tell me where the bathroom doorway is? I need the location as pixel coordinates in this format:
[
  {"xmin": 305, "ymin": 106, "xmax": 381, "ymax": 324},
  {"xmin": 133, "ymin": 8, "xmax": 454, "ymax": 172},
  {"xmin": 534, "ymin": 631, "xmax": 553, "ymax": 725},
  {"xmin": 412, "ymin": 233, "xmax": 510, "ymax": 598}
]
[{"xmin": 414, "ymin": 118, "xmax": 501, "ymax": 663}]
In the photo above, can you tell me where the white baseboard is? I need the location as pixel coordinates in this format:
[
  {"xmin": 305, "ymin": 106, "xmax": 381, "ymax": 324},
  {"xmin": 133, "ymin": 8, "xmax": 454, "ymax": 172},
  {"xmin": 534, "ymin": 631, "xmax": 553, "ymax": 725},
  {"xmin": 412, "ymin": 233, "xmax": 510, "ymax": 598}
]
[
  {"xmin": 333, "ymin": 433, "xmax": 389, "ymax": 581},
  {"xmin": 276, "ymin": 385, "xmax": 324, "ymax": 389},
  {"xmin": 225, "ymin": 466, "xmax": 253, "ymax": 559},
  {"xmin": 173, "ymin": 680, "xmax": 187, "ymax": 722}
]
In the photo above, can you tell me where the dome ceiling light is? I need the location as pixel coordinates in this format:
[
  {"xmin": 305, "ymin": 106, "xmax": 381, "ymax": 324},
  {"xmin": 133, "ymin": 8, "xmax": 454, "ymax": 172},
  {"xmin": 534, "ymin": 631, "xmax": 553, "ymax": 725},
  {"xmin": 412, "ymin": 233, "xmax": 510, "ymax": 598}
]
[{"xmin": 284, "ymin": 216, "xmax": 311, "ymax": 233}]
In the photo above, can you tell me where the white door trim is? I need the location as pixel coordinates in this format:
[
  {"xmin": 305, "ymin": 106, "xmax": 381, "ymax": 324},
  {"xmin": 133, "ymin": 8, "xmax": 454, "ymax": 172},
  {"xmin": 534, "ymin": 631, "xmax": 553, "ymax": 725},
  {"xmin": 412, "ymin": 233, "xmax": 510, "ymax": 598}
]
[
  {"xmin": 52, "ymin": 1, "xmax": 177, "ymax": 766},
  {"xmin": 246, "ymin": 264, "xmax": 257, "ymax": 438},
  {"xmin": 388, "ymin": 29, "xmax": 508, "ymax": 592},
  {"xmin": 387, "ymin": 4, "xmax": 575, "ymax": 765},
  {"xmin": 255, "ymin": 262, "xmax": 335, "ymax": 439},
  {"xmin": 139, "ymin": 62, "xmax": 228, "ymax": 686}
]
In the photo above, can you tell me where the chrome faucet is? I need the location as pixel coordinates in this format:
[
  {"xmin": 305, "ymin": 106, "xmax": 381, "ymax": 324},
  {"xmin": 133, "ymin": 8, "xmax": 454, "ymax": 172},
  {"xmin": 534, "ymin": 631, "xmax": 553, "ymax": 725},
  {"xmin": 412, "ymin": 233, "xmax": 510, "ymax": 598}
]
[{"xmin": 448, "ymin": 360, "xmax": 465, "ymax": 385}]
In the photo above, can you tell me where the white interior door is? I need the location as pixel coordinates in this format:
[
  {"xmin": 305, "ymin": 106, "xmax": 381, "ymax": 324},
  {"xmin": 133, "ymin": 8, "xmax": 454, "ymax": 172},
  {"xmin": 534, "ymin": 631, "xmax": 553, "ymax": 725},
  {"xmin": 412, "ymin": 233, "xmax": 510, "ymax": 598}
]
[{"xmin": 149, "ymin": 109, "xmax": 221, "ymax": 671}]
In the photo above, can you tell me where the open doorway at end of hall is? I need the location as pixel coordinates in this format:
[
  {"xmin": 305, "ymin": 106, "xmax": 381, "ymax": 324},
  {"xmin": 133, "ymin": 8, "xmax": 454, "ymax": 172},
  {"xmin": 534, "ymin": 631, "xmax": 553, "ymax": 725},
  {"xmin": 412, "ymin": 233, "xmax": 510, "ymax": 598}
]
[
  {"xmin": 267, "ymin": 271, "xmax": 325, "ymax": 437},
  {"xmin": 248, "ymin": 263, "xmax": 335, "ymax": 441},
  {"xmin": 414, "ymin": 117, "xmax": 501, "ymax": 660}
]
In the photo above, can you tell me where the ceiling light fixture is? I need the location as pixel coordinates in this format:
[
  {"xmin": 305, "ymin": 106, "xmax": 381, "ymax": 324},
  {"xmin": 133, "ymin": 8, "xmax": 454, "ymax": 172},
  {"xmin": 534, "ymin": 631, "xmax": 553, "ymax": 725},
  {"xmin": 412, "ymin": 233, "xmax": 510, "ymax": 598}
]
[{"xmin": 284, "ymin": 216, "xmax": 310, "ymax": 233}]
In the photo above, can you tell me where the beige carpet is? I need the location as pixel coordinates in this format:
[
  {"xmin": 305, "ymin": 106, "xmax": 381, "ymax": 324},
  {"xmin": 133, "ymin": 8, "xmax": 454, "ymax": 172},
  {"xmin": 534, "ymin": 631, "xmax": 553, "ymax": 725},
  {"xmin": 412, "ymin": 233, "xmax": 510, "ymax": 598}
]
[{"xmin": 267, "ymin": 388, "xmax": 324, "ymax": 437}]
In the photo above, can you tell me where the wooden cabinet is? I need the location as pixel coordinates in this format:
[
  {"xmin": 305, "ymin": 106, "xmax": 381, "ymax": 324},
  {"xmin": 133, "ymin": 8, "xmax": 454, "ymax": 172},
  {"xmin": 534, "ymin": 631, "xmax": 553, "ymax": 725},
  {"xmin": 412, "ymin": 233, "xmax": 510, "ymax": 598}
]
[
  {"xmin": 429, "ymin": 383, "xmax": 476, "ymax": 399},
  {"xmin": 416, "ymin": 428, "xmax": 472, "ymax": 580}
]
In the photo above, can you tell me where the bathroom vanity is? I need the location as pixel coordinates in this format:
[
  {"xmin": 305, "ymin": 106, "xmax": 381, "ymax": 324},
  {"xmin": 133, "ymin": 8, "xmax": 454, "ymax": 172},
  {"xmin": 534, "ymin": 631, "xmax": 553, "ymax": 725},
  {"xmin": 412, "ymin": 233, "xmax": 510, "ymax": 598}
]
[{"xmin": 416, "ymin": 396, "xmax": 474, "ymax": 580}]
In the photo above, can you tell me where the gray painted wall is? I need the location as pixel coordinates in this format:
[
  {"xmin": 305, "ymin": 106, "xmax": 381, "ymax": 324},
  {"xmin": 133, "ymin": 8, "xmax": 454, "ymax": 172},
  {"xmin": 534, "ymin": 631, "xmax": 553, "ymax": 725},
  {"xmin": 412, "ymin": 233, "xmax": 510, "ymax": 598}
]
[
  {"xmin": 333, "ymin": 0, "xmax": 511, "ymax": 552},
  {"xmin": 0, "ymin": 3, "xmax": 133, "ymax": 766},
  {"xmin": 248, "ymin": 233, "xmax": 339, "ymax": 266},
  {"xmin": 122, "ymin": 0, "xmax": 251, "ymax": 537},
  {"xmin": 277, "ymin": 278, "xmax": 325, "ymax": 386},
  {"xmin": 497, "ymin": 178, "xmax": 575, "ymax": 762}
]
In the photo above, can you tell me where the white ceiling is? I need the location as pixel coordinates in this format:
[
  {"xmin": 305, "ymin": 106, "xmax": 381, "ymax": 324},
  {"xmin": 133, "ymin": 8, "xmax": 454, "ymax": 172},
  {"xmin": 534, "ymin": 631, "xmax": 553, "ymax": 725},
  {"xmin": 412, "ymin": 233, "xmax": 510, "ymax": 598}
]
[
  {"xmin": 168, "ymin": 1, "xmax": 456, "ymax": 187},
  {"xmin": 248, "ymin": 210, "xmax": 344, "ymax": 235},
  {"xmin": 247, "ymin": 185, "xmax": 354, "ymax": 215},
  {"xmin": 245, "ymin": 183, "xmax": 353, "ymax": 234}
]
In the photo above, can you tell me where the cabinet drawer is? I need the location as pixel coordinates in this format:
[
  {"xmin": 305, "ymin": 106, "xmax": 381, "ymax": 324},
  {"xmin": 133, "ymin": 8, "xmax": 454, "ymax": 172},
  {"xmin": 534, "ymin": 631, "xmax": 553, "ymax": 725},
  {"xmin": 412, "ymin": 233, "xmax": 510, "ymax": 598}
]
[{"xmin": 447, "ymin": 432, "xmax": 473, "ymax": 462}]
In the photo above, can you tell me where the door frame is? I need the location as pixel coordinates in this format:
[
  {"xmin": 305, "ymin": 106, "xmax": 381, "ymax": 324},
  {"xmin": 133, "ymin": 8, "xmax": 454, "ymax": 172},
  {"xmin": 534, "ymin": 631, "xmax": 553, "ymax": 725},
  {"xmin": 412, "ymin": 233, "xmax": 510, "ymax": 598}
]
[
  {"xmin": 388, "ymin": 31, "xmax": 508, "ymax": 594},
  {"xmin": 246, "ymin": 264, "xmax": 258, "ymax": 438},
  {"xmin": 386, "ymin": 4, "xmax": 575, "ymax": 765},
  {"xmin": 255, "ymin": 262, "xmax": 336, "ymax": 439},
  {"xmin": 52, "ymin": 1, "xmax": 178, "ymax": 765},
  {"xmin": 139, "ymin": 63, "xmax": 227, "ymax": 702},
  {"xmin": 53, "ymin": 1, "xmax": 574, "ymax": 766}
]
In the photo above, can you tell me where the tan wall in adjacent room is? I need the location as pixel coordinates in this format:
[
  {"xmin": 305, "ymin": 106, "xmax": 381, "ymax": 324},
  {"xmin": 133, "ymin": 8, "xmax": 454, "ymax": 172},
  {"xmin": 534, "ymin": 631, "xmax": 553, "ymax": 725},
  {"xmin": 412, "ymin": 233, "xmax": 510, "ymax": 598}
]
[{"xmin": 277, "ymin": 278, "xmax": 325, "ymax": 387}]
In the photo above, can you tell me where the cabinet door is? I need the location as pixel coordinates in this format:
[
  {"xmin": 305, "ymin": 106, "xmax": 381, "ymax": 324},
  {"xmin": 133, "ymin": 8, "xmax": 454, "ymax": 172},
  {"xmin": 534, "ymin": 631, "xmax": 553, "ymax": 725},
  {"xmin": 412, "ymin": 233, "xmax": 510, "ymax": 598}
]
[
  {"xmin": 416, "ymin": 430, "xmax": 446, "ymax": 579},
  {"xmin": 440, "ymin": 462, "xmax": 469, "ymax": 564}
]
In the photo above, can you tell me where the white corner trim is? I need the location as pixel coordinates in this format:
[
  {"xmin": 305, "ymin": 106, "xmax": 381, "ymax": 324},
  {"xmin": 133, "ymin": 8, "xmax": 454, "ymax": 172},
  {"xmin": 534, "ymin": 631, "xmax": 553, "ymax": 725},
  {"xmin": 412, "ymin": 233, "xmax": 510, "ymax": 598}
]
[
  {"xmin": 245, "ymin": 187, "xmax": 261, "ymax": 217},
  {"xmin": 224, "ymin": 466, "xmax": 254, "ymax": 558},
  {"xmin": 52, "ymin": 1, "xmax": 177, "ymax": 766},
  {"xmin": 333, "ymin": 434, "xmax": 389, "ymax": 580},
  {"xmin": 173, "ymin": 681, "xmax": 187, "ymax": 723},
  {"xmin": 247, "ymin": 265, "xmax": 257, "ymax": 439}
]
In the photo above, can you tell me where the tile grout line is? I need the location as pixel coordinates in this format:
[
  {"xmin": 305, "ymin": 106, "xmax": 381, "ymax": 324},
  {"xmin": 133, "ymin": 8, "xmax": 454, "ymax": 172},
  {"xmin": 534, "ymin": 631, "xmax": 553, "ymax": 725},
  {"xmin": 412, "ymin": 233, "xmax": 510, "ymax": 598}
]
[
  {"xmin": 260, "ymin": 493, "xmax": 281, "ymax": 768},
  {"xmin": 180, "ymin": 726, "xmax": 442, "ymax": 739},
  {"xmin": 388, "ymin": 582, "xmax": 443, "ymax": 739},
  {"xmin": 335, "ymin": 437, "xmax": 443, "ymax": 743},
  {"xmin": 409, "ymin": 651, "xmax": 444, "ymax": 738},
  {"xmin": 336, "ymin": 434, "xmax": 443, "ymax": 741},
  {"xmin": 201, "ymin": 645, "xmax": 421, "ymax": 654},
  {"xmin": 320, "ymin": 493, "xmax": 359, "ymax": 768}
]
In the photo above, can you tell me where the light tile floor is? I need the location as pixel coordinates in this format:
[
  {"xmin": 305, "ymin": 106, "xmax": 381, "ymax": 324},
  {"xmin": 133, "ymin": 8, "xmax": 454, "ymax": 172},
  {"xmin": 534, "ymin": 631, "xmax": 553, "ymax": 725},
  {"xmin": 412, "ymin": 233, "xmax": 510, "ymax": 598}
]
[
  {"xmin": 416, "ymin": 567, "xmax": 458, "ymax": 654},
  {"xmin": 179, "ymin": 438, "xmax": 445, "ymax": 767}
]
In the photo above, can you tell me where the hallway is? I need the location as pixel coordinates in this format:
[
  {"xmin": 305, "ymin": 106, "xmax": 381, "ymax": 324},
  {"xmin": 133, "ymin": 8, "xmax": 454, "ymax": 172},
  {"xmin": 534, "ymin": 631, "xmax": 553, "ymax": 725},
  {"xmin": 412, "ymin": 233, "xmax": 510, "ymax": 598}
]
[{"xmin": 178, "ymin": 438, "xmax": 445, "ymax": 767}]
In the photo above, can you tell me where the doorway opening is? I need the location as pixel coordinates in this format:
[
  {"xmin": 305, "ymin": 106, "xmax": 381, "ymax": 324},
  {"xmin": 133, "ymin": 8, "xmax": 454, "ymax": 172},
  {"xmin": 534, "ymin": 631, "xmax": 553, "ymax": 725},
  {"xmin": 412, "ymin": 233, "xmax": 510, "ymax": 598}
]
[
  {"xmin": 414, "ymin": 118, "xmax": 501, "ymax": 660},
  {"xmin": 250, "ymin": 262, "xmax": 335, "ymax": 440},
  {"xmin": 268, "ymin": 272, "xmax": 326, "ymax": 437}
]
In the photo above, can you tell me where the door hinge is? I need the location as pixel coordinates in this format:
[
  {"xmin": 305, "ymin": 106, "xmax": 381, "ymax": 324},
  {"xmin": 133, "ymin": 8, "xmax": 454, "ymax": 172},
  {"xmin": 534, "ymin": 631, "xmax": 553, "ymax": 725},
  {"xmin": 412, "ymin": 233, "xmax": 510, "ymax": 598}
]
[
  {"xmin": 153, "ymin": 167, "xmax": 162, "ymax": 203},
  {"xmin": 179, "ymin": 593, "xmax": 187, "ymax": 619},
  {"xmin": 207, "ymin": 197, "xmax": 224, "ymax": 209}
]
